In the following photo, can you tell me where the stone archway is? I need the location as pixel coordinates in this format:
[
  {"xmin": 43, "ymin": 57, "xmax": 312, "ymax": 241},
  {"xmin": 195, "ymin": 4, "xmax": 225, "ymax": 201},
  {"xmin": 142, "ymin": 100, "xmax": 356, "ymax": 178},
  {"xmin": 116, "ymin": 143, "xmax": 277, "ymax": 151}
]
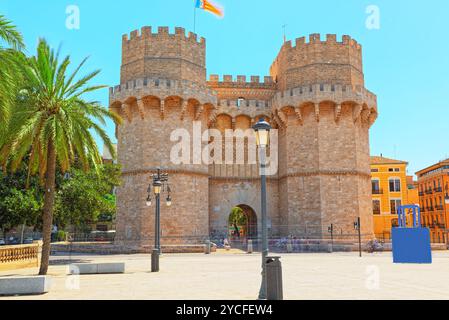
[{"xmin": 228, "ymin": 204, "xmax": 258, "ymax": 240}]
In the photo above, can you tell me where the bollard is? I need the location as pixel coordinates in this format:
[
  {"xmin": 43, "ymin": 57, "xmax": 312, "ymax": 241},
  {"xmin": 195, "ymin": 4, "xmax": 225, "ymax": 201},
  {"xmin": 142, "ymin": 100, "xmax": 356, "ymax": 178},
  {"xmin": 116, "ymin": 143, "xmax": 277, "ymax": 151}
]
[
  {"xmin": 151, "ymin": 249, "xmax": 159, "ymax": 272},
  {"xmin": 204, "ymin": 240, "xmax": 211, "ymax": 254},
  {"xmin": 286, "ymin": 240, "xmax": 293, "ymax": 253},
  {"xmin": 247, "ymin": 240, "xmax": 253, "ymax": 254},
  {"xmin": 266, "ymin": 256, "xmax": 283, "ymax": 300}
]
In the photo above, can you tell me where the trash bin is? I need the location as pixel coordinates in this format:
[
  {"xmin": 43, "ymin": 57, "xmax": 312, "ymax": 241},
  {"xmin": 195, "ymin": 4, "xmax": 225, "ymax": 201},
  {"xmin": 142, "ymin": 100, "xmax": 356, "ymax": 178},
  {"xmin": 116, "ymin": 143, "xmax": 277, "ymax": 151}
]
[
  {"xmin": 266, "ymin": 256, "xmax": 283, "ymax": 300},
  {"xmin": 204, "ymin": 240, "xmax": 211, "ymax": 254}
]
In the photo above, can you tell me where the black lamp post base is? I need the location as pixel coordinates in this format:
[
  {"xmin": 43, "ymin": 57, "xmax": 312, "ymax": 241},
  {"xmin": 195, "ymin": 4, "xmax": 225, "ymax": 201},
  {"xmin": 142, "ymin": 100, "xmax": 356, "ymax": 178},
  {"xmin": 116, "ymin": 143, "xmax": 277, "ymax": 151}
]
[{"xmin": 151, "ymin": 249, "xmax": 160, "ymax": 272}]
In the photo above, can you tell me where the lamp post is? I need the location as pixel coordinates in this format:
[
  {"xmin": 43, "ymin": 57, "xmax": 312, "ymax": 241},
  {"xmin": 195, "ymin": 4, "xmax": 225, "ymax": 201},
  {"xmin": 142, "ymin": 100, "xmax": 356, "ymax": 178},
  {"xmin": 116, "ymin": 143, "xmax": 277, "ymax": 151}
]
[
  {"xmin": 253, "ymin": 117, "xmax": 271, "ymax": 300},
  {"xmin": 354, "ymin": 217, "xmax": 362, "ymax": 257},
  {"xmin": 146, "ymin": 168, "xmax": 172, "ymax": 272},
  {"xmin": 328, "ymin": 224, "xmax": 334, "ymax": 253}
]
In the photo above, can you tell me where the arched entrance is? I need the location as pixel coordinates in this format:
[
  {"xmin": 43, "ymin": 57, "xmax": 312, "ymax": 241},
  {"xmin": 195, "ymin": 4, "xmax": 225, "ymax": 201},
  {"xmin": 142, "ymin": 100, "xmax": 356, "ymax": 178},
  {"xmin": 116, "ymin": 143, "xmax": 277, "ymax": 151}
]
[{"xmin": 228, "ymin": 205, "xmax": 258, "ymax": 240}]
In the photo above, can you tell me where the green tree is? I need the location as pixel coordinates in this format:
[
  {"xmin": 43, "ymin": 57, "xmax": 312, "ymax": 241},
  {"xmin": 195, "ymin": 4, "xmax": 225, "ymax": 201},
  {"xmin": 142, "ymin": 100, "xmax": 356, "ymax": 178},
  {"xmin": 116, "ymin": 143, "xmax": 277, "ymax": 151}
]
[
  {"xmin": 54, "ymin": 163, "xmax": 121, "ymax": 230},
  {"xmin": 0, "ymin": 163, "xmax": 43, "ymax": 235},
  {"xmin": 0, "ymin": 39, "xmax": 121, "ymax": 275},
  {"xmin": 0, "ymin": 188, "xmax": 41, "ymax": 235},
  {"xmin": 0, "ymin": 14, "xmax": 24, "ymax": 126},
  {"xmin": 229, "ymin": 207, "xmax": 247, "ymax": 226}
]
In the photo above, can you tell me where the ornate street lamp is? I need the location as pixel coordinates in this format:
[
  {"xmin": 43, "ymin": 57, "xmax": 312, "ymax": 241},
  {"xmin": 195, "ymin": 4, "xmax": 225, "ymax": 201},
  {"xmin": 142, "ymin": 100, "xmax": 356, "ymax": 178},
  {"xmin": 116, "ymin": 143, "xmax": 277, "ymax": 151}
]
[
  {"xmin": 253, "ymin": 117, "xmax": 271, "ymax": 300},
  {"xmin": 146, "ymin": 169, "xmax": 171, "ymax": 272}
]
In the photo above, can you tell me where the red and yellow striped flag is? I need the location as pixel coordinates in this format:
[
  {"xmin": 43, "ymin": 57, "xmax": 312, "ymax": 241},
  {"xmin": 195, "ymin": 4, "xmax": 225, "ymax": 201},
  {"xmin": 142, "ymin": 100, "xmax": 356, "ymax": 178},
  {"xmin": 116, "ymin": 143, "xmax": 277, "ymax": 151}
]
[{"xmin": 195, "ymin": 0, "xmax": 224, "ymax": 18}]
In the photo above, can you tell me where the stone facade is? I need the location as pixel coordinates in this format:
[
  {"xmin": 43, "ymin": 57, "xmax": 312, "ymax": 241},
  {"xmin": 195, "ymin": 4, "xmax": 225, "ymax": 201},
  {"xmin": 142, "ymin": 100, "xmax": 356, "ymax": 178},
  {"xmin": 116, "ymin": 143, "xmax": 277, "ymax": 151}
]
[{"xmin": 110, "ymin": 27, "xmax": 378, "ymax": 251}]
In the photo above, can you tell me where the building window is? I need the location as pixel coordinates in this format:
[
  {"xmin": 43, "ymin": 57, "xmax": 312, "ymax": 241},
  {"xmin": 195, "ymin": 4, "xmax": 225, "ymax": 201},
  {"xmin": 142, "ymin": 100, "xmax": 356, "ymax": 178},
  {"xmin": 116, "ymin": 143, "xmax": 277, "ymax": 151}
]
[
  {"xmin": 371, "ymin": 168, "xmax": 379, "ymax": 173},
  {"xmin": 394, "ymin": 168, "xmax": 400, "ymax": 172},
  {"xmin": 391, "ymin": 218, "xmax": 399, "ymax": 228},
  {"xmin": 373, "ymin": 200, "xmax": 381, "ymax": 215},
  {"xmin": 390, "ymin": 199, "xmax": 402, "ymax": 215},
  {"xmin": 389, "ymin": 178, "xmax": 401, "ymax": 192},
  {"xmin": 237, "ymin": 97, "xmax": 245, "ymax": 108},
  {"xmin": 372, "ymin": 180, "xmax": 381, "ymax": 194}
]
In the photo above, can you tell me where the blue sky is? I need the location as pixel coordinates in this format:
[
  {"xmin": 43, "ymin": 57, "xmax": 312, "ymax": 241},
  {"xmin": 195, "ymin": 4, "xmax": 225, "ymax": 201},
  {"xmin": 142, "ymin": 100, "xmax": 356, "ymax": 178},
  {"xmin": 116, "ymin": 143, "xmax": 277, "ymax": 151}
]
[{"xmin": 2, "ymin": 0, "xmax": 448, "ymax": 175}]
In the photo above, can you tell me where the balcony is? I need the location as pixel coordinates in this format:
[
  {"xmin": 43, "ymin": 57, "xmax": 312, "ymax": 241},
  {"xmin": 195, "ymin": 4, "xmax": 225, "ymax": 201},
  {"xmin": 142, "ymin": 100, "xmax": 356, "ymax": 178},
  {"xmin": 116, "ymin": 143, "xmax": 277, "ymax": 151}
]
[
  {"xmin": 425, "ymin": 189, "xmax": 433, "ymax": 195},
  {"xmin": 427, "ymin": 207, "xmax": 434, "ymax": 212},
  {"xmin": 434, "ymin": 187, "xmax": 443, "ymax": 193},
  {"xmin": 419, "ymin": 191, "xmax": 425, "ymax": 196},
  {"xmin": 372, "ymin": 188, "xmax": 383, "ymax": 195},
  {"xmin": 435, "ymin": 205, "xmax": 444, "ymax": 211}
]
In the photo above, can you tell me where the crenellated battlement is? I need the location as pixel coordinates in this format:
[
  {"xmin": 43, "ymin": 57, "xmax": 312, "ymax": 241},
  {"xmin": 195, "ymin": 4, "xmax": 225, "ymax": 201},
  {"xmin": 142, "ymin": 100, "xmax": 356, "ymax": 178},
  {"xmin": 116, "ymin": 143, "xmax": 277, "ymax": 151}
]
[
  {"xmin": 270, "ymin": 33, "xmax": 364, "ymax": 91},
  {"xmin": 110, "ymin": 77, "xmax": 213, "ymax": 96},
  {"xmin": 217, "ymin": 99, "xmax": 271, "ymax": 109},
  {"xmin": 282, "ymin": 33, "xmax": 361, "ymax": 51},
  {"xmin": 120, "ymin": 26, "xmax": 206, "ymax": 85},
  {"xmin": 109, "ymin": 77, "xmax": 216, "ymax": 106},
  {"xmin": 273, "ymin": 83, "xmax": 377, "ymax": 105},
  {"xmin": 272, "ymin": 83, "xmax": 377, "ymax": 123},
  {"xmin": 122, "ymin": 26, "xmax": 205, "ymax": 45},
  {"xmin": 208, "ymin": 74, "xmax": 274, "ymax": 85}
]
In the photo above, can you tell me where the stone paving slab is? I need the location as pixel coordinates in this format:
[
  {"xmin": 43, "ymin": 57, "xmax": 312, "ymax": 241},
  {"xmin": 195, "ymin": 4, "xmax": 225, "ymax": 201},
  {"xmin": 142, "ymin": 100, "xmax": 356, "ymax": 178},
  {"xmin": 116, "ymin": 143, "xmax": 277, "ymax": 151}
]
[{"xmin": 1, "ymin": 251, "xmax": 449, "ymax": 300}]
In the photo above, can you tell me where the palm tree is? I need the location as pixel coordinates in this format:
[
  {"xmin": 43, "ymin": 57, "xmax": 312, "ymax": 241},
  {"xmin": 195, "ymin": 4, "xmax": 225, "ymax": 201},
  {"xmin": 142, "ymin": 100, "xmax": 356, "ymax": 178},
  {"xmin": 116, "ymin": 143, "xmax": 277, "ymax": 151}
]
[
  {"xmin": 0, "ymin": 14, "xmax": 25, "ymax": 125},
  {"xmin": 0, "ymin": 39, "xmax": 122, "ymax": 275}
]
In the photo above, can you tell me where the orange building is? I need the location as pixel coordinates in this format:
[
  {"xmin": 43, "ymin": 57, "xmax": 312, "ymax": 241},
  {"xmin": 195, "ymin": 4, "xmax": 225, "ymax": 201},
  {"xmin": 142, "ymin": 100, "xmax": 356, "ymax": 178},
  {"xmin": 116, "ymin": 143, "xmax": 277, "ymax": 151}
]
[
  {"xmin": 370, "ymin": 156, "xmax": 417, "ymax": 240},
  {"xmin": 406, "ymin": 175, "xmax": 420, "ymax": 206},
  {"xmin": 416, "ymin": 159, "xmax": 449, "ymax": 244}
]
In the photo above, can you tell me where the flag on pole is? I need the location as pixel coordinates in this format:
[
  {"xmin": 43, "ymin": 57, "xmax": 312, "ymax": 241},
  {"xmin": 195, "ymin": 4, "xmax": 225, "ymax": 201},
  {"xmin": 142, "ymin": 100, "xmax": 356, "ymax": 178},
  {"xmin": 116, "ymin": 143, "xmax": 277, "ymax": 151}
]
[{"xmin": 195, "ymin": 0, "xmax": 224, "ymax": 18}]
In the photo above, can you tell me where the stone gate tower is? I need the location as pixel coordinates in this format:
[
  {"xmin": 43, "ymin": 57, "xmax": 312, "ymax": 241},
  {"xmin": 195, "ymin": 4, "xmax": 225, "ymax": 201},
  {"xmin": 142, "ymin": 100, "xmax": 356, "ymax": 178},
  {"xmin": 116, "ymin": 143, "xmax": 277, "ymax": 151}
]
[
  {"xmin": 110, "ymin": 27, "xmax": 216, "ymax": 250},
  {"xmin": 270, "ymin": 34, "xmax": 377, "ymax": 238},
  {"xmin": 110, "ymin": 27, "xmax": 378, "ymax": 252}
]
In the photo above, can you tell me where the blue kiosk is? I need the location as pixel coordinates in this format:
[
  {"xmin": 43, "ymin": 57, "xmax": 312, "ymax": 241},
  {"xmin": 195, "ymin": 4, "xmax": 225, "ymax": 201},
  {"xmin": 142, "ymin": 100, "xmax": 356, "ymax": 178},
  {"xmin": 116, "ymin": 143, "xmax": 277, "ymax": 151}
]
[{"xmin": 391, "ymin": 205, "xmax": 432, "ymax": 264}]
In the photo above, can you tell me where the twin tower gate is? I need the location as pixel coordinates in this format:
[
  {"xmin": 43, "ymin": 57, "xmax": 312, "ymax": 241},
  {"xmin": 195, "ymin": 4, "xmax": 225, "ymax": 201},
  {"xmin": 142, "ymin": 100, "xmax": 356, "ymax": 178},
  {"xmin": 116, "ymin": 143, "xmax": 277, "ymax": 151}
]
[{"xmin": 110, "ymin": 26, "xmax": 378, "ymax": 251}]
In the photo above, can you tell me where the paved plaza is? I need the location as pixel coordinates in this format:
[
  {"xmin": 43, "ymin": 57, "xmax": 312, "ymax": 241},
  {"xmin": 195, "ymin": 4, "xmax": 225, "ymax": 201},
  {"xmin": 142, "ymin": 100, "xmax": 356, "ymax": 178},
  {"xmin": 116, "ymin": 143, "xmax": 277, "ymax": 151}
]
[{"xmin": 1, "ymin": 250, "xmax": 449, "ymax": 300}]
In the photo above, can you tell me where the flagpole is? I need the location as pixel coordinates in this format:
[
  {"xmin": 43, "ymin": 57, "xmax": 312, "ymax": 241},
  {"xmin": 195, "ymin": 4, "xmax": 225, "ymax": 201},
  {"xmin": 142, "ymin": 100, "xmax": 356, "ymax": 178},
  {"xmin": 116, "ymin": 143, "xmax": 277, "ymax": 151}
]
[{"xmin": 194, "ymin": 6, "xmax": 197, "ymax": 33}]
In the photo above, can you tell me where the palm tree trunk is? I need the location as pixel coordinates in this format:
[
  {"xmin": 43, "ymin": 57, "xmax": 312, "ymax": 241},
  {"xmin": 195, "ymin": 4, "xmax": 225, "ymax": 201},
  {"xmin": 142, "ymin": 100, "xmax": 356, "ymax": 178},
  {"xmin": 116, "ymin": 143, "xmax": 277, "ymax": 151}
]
[{"xmin": 38, "ymin": 140, "xmax": 56, "ymax": 275}]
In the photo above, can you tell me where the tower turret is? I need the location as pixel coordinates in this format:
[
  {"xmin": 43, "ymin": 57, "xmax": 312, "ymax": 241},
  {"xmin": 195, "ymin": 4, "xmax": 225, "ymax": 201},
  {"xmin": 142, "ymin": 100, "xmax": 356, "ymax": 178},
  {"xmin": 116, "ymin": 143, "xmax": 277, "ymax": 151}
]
[
  {"xmin": 271, "ymin": 34, "xmax": 377, "ymax": 239},
  {"xmin": 110, "ymin": 27, "xmax": 216, "ymax": 250}
]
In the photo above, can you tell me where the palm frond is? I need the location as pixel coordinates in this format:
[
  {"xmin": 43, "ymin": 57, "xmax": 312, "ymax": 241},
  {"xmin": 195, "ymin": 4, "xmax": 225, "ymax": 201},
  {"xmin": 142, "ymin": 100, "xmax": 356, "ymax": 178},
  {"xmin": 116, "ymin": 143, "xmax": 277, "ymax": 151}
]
[{"xmin": 0, "ymin": 15, "xmax": 25, "ymax": 50}]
